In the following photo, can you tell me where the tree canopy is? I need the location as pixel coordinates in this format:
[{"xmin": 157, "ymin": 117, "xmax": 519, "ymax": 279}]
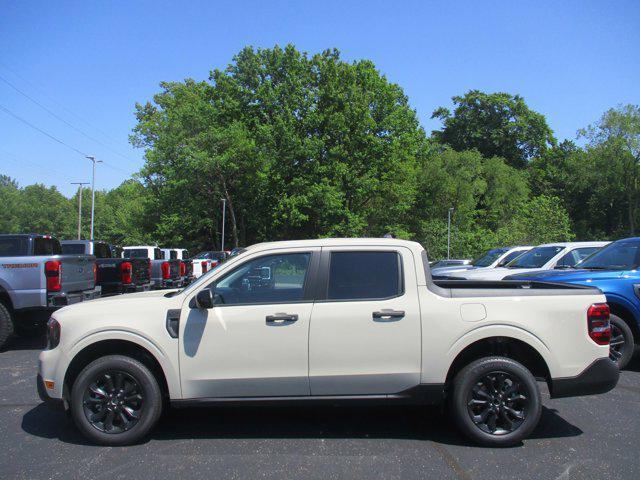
[{"xmin": 1, "ymin": 45, "xmax": 637, "ymax": 260}]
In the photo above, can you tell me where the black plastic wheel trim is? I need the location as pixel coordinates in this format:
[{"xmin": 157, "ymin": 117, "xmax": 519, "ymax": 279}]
[
  {"xmin": 466, "ymin": 370, "xmax": 530, "ymax": 436},
  {"xmin": 82, "ymin": 370, "xmax": 144, "ymax": 434}
]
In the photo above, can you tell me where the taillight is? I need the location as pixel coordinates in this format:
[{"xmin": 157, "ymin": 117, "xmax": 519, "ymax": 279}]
[
  {"xmin": 161, "ymin": 261, "xmax": 171, "ymax": 279},
  {"xmin": 180, "ymin": 261, "xmax": 186, "ymax": 276},
  {"xmin": 588, "ymin": 303, "xmax": 611, "ymax": 345},
  {"xmin": 211, "ymin": 260, "xmax": 218, "ymax": 268},
  {"xmin": 201, "ymin": 260, "xmax": 208, "ymax": 273},
  {"xmin": 45, "ymin": 260, "xmax": 61, "ymax": 292},
  {"xmin": 93, "ymin": 263, "xmax": 97, "ymax": 285},
  {"xmin": 148, "ymin": 259, "xmax": 152, "ymax": 279},
  {"xmin": 46, "ymin": 317, "xmax": 61, "ymax": 350},
  {"xmin": 121, "ymin": 261, "xmax": 133, "ymax": 284}
]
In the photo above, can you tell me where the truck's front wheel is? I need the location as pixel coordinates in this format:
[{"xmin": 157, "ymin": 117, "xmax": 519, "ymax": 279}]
[
  {"xmin": 451, "ymin": 357, "xmax": 542, "ymax": 447},
  {"xmin": 70, "ymin": 355, "xmax": 163, "ymax": 446}
]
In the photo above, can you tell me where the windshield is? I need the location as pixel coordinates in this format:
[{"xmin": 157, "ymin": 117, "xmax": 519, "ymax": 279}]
[
  {"xmin": 472, "ymin": 248, "xmax": 508, "ymax": 267},
  {"xmin": 507, "ymin": 246, "xmax": 564, "ymax": 268},
  {"xmin": 578, "ymin": 240, "xmax": 640, "ymax": 270}
]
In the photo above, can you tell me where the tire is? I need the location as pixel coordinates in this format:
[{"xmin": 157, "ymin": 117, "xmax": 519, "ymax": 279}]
[
  {"xmin": 0, "ymin": 301, "xmax": 14, "ymax": 351},
  {"xmin": 70, "ymin": 355, "xmax": 163, "ymax": 446},
  {"xmin": 609, "ymin": 314, "xmax": 634, "ymax": 369},
  {"xmin": 451, "ymin": 356, "xmax": 542, "ymax": 447}
]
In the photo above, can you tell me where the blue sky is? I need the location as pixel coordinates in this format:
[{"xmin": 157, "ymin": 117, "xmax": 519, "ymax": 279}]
[{"xmin": 1, "ymin": 0, "xmax": 638, "ymax": 197}]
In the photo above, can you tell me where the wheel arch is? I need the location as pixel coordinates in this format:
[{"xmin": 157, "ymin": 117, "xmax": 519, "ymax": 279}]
[
  {"xmin": 64, "ymin": 339, "xmax": 173, "ymax": 401},
  {"xmin": 606, "ymin": 298, "xmax": 640, "ymax": 345},
  {"xmin": 445, "ymin": 335, "xmax": 553, "ymax": 391}
]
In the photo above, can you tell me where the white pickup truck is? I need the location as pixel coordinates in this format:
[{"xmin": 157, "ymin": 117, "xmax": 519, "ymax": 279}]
[{"xmin": 38, "ymin": 238, "xmax": 618, "ymax": 447}]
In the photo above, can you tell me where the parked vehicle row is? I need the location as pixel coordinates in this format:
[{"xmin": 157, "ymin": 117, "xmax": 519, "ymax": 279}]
[
  {"xmin": 37, "ymin": 237, "xmax": 619, "ymax": 448},
  {"xmin": 0, "ymin": 234, "xmax": 100, "ymax": 348},
  {"xmin": 0, "ymin": 234, "xmax": 229, "ymax": 350}
]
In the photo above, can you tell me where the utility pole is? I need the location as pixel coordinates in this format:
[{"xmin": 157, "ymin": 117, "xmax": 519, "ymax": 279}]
[
  {"xmin": 71, "ymin": 182, "xmax": 89, "ymax": 239},
  {"xmin": 86, "ymin": 156, "xmax": 102, "ymax": 241},
  {"xmin": 220, "ymin": 198, "xmax": 227, "ymax": 252},
  {"xmin": 447, "ymin": 207, "xmax": 454, "ymax": 259}
]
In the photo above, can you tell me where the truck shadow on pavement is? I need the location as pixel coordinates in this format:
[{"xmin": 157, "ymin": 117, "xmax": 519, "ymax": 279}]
[{"xmin": 21, "ymin": 403, "xmax": 582, "ymax": 448}]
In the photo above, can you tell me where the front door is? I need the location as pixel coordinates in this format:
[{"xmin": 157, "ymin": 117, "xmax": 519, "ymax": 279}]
[
  {"xmin": 179, "ymin": 248, "xmax": 319, "ymax": 399},
  {"xmin": 309, "ymin": 247, "xmax": 421, "ymax": 395}
]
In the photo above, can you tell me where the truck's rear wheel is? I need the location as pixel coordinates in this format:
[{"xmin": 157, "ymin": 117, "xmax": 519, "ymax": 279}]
[
  {"xmin": 609, "ymin": 314, "xmax": 634, "ymax": 369},
  {"xmin": 451, "ymin": 357, "xmax": 541, "ymax": 447},
  {"xmin": 70, "ymin": 355, "xmax": 162, "ymax": 446},
  {"xmin": 0, "ymin": 301, "xmax": 14, "ymax": 350}
]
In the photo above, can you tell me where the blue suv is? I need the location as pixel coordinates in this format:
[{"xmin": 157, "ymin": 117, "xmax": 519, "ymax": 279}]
[{"xmin": 506, "ymin": 237, "xmax": 640, "ymax": 368}]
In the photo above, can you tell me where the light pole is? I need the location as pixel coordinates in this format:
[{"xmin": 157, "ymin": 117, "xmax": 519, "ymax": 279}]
[
  {"xmin": 86, "ymin": 156, "xmax": 102, "ymax": 241},
  {"xmin": 447, "ymin": 207, "xmax": 454, "ymax": 259},
  {"xmin": 71, "ymin": 182, "xmax": 89, "ymax": 239},
  {"xmin": 220, "ymin": 198, "xmax": 227, "ymax": 252}
]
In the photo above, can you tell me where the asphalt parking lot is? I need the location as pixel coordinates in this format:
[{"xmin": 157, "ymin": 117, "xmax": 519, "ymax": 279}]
[{"xmin": 1, "ymin": 337, "xmax": 638, "ymax": 480}]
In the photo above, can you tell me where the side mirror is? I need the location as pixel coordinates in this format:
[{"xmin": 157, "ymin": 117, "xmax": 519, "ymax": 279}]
[{"xmin": 195, "ymin": 289, "xmax": 214, "ymax": 309}]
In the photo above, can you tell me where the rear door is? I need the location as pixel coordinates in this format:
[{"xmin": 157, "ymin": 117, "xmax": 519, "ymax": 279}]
[{"xmin": 308, "ymin": 247, "xmax": 421, "ymax": 395}]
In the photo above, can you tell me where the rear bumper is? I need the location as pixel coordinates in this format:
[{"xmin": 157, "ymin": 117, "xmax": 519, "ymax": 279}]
[
  {"xmin": 47, "ymin": 286, "xmax": 101, "ymax": 307},
  {"xmin": 550, "ymin": 357, "xmax": 619, "ymax": 398},
  {"xmin": 36, "ymin": 374, "xmax": 66, "ymax": 411}
]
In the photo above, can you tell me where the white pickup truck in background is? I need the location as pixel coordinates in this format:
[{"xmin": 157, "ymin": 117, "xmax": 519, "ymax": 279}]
[{"xmin": 38, "ymin": 238, "xmax": 618, "ymax": 447}]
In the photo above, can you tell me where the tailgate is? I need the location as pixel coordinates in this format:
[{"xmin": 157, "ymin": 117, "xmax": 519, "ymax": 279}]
[
  {"xmin": 169, "ymin": 260, "xmax": 181, "ymax": 279},
  {"xmin": 58, "ymin": 255, "xmax": 95, "ymax": 292},
  {"xmin": 131, "ymin": 258, "xmax": 151, "ymax": 285},
  {"xmin": 96, "ymin": 259, "xmax": 120, "ymax": 284}
]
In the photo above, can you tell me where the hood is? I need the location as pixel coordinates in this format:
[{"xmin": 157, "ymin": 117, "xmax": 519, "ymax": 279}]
[
  {"xmin": 53, "ymin": 288, "xmax": 181, "ymax": 318},
  {"xmin": 504, "ymin": 269, "xmax": 632, "ymax": 282},
  {"xmin": 431, "ymin": 265, "xmax": 476, "ymax": 275},
  {"xmin": 457, "ymin": 267, "xmax": 542, "ymax": 281}
]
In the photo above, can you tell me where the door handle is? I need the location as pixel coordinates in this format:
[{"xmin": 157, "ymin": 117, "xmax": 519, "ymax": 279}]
[
  {"xmin": 266, "ymin": 313, "xmax": 298, "ymax": 324},
  {"xmin": 372, "ymin": 309, "xmax": 405, "ymax": 320}
]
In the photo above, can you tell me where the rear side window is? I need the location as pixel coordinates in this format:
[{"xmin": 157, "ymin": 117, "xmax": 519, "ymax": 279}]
[
  {"xmin": 0, "ymin": 237, "xmax": 30, "ymax": 256},
  {"xmin": 327, "ymin": 251, "xmax": 402, "ymax": 300},
  {"xmin": 33, "ymin": 237, "xmax": 61, "ymax": 255}
]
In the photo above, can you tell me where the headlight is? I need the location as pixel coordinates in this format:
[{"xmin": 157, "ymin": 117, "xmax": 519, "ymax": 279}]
[{"xmin": 46, "ymin": 317, "xmax": 60, "ymax": 350}]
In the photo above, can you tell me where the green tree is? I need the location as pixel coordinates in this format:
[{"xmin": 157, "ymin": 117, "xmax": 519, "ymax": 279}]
[
  {"xmin": 432, "ymin": 90, "xmax": 556, "ymax": 168},
  {"xmin": 579, "ymin": 104, "xmax": 640, "ymax": 235}
]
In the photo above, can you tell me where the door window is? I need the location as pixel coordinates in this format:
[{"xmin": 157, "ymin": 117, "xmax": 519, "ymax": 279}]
[
  {"xmin": 327, "ymin": 251, "xmax": 402, "ymax": 300},
  {"xmin": 209, "ymin": 253, "xmax": 311, "ymax": 305},
  {"xmin": 556, "ymin": 247, "xmax": 600, "ymax": 268}
]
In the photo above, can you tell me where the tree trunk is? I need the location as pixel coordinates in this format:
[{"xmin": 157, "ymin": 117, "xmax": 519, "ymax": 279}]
[{"xmin": 218, "ymin": 174, "xmax": 239, "ymax": 248}]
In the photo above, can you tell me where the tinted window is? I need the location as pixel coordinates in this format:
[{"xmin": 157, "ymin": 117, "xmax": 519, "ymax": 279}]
[
  {"xmin": 154, "ymin": 248, "xmax": 163, "ymax": 260},
  {"xmin": 496, "ymin": 249, "xmax": 529, "ymax": 267},
  {"xmin": 328, "ymin": 251, "xmax": 401, "ymax": 300},
  {"xmin": 33, "ymin": 237, "xmax": 61, "ymax": 255},
  {"xmin": 472, "ymin": 248, "xmax": 508, "ymax": 267},
  {"xmin": 124, "ymin": 249, "xmax": 149, "ymax": 259},
  {"xmin": 94, "ymin": 243, "xmax": 111, "ymax": 258},
  {"xmin": 210, "ymin": 253, "xmax": 311, "ymax": 305},
  {"xmin": 507, "ymin": 246, "xmax": 563, "ymax": 268},
  {"xmin": 61, "ymin": 243, "xmax": 86, "ymax": 254},
  {"xmin": 579, "ymin": 241, "xmax": 639, "ymax": 270},
  {"xmin": 169, "ymin": 250, "xmax": 178, "ymax": 260},
  {"xmin": 0, "ymin": 236, "xmax": 29, "ymax": 256},
  {"xmin": 556, "ymin": 247, "xmax": 600, "ymax": 268}
]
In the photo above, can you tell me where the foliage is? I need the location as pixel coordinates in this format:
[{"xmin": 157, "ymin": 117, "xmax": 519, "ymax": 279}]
[
  {"xmin": 432, "ymin": 90, "xmax": 556, "ymax": 168},
  {"xmin": 1, "ymin": 45, "xmax": 638, "ymax": 262}
]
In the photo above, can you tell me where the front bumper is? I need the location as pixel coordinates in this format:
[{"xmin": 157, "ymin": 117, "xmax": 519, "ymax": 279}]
[
  {"xmin": 36, "ymin": 374, "xmax": 66, "ymax": 411},
  {"xmin": 47, "ymin": 286, "xmax": 101, "ymax": 308},
  {"xmin": 550, "ymin": 357, "xmax": 619, "ymax": 398}
]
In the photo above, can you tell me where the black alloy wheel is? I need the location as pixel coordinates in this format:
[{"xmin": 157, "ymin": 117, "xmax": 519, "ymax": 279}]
[
  {"xmin": 83, "ymin": 371, "xmax": 143, "ymax": 433},
  {"xmin": 467, "ymin": 371, "xmax": 529, "ymax": 435},
  {"xmin": 608, "ymin": 314, "xmax": 634, "ymax": 369}
]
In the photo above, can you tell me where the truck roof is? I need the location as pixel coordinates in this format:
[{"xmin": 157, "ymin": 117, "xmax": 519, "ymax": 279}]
[
  {"xmin": 248, "ymin": 237, "xmax": 425, "ymax": 251},
  {"xmin": 536, "ymin": 241, "xmax": 609, "ymax": 248}
]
